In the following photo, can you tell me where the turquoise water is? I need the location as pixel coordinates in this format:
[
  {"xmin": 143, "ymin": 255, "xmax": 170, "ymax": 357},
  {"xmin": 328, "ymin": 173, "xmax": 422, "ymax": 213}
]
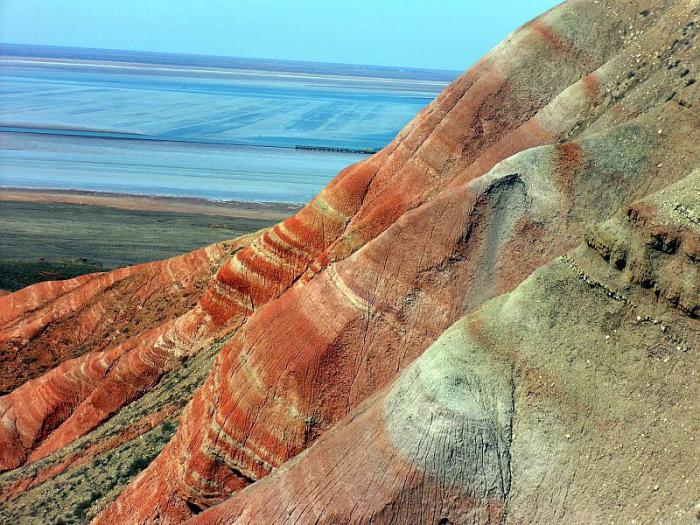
[{"xmin": 0, "ymin": 49, "xmax": 453, "ymax": 203}]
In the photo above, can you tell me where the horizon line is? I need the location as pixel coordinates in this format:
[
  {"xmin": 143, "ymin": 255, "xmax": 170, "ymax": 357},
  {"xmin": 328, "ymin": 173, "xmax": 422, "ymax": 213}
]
[{"xmin": 0, "ymin": 41, "xmax": 464, "ymax": 76}]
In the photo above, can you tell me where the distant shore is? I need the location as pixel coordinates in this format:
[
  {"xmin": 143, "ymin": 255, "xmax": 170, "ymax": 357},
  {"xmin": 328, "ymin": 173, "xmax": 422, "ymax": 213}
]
[{"xmin": 0, "ymin": 188, "xmax": 300, "ymax": 222}]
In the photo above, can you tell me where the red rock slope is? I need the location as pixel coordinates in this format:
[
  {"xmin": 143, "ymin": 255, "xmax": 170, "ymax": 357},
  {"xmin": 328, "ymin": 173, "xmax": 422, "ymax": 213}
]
[
  {"xmin": 189, "ymin": 170, "xmax": 700, "ymax": 524},
  {"xmin": 0, "ymin": 0, "xmax": 698, "ymax": 523},
  {"xmin": 0, "ymin": 239, "xmax": 249, "ymax": 471},
  {"xmin": 0, "ymin": 240, "xmax": 240, "ymax": 394}
]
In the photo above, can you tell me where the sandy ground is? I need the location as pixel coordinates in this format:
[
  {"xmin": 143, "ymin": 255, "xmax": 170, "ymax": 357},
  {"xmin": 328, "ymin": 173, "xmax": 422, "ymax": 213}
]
[{"xmin": 0, "ymin": 188, "xmax": 300, "ymax": 222}]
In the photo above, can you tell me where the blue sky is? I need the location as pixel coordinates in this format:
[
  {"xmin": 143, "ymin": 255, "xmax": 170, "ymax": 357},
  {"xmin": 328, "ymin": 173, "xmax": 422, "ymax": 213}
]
[{"xmin": 0, "ymin": 0, "xmax": 560, "ymax": 71}]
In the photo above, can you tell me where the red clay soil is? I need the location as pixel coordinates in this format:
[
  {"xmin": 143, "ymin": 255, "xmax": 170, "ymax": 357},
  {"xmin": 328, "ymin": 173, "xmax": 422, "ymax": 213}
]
[{"xmin": 0, "ymin": 0, "xmax": 698, "ymax": 523}]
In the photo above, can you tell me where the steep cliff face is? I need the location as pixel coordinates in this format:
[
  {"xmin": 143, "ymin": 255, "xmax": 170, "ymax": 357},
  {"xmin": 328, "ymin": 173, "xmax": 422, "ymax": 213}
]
[{"xmin": 0, "ymin": 0, "xmax": 698, "ymax": 523}]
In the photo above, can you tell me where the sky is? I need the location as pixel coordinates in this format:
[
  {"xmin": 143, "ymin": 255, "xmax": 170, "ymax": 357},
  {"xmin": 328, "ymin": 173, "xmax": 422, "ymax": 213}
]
[{"xmin": 0, "ymin": 0, "xmax": 561, "ymax": 71}]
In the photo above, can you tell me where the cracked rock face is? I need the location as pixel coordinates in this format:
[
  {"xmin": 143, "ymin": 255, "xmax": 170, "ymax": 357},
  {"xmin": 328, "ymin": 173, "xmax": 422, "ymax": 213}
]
[{"xmin": 1, "ymin": 0, "xmax": 699, "ymax": 523}]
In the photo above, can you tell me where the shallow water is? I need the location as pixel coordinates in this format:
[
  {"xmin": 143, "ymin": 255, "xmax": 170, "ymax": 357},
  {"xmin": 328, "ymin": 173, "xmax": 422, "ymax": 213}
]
[
  {"xmin": 0, "ymin": 52, "xmax": 452, "ymax": 203},
  {"xmin": 0, "ymin": 132, "xmax": 365, "ymax": 204}
]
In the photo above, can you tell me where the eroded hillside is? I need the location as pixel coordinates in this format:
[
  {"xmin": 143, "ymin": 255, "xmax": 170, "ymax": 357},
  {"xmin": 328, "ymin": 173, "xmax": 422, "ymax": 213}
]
[{"xmin": 0, "ymin": 0, "xmax": 698, "ymax": 523}]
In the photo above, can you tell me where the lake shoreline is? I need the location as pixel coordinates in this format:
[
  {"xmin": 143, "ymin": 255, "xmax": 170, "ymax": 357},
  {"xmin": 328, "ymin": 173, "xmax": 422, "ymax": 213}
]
[{"xmin": 0, "ymin": 187, "xmax": 300, "ymax": 221}]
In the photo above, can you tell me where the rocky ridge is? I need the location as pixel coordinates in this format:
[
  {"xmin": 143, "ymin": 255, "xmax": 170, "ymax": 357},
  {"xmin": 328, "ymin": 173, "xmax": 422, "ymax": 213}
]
[
  {"xmin": 0, "ymin": 0, "xmax": 698, "ymax": 523},
  {"xmin": 190, "ymin": 170, "xmax": 699, "ymax": 524}
]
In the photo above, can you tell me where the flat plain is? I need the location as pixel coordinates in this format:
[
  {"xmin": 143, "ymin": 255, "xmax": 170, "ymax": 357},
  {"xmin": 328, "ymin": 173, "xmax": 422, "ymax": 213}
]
[{"xmin": 0, "ymin": 199, "xmax": 280, "ymax": 291}]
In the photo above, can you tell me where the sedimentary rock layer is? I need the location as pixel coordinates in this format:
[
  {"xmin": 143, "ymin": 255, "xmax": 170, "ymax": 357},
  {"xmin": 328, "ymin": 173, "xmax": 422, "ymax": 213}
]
[
  {"xmin": 0, "ymin": 239, "xmax": 248, "ymax": 471},
  {"xmin": 190, "ymin": 172, "xmax": 699, "ymax": 524},
  {"xmin": 0, "ymin": 240, "xmax": 239, "ymax": 394},
  {"xmin": 0, "ymin": 0, "xmax": 697, "ymax": 523},
  {"xmin": 97, "ymin": 0, "xmax": 699, "ymax": 522}
]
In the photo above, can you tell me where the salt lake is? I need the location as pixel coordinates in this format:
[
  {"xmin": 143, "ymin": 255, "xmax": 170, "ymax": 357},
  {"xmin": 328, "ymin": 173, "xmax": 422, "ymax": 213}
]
[{"xmin": 0, "ymin": 46, "xmax": 457, "ymax": 204}]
